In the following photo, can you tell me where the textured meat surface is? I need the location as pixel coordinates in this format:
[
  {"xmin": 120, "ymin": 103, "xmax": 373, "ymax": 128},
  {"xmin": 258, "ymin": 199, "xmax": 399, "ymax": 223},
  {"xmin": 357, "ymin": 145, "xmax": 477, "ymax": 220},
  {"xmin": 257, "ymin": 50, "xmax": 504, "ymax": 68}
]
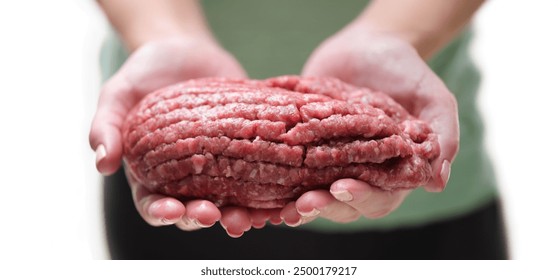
[{"xmin": 122, "ymin": 76, "xmax": 440, "ymax": 208}]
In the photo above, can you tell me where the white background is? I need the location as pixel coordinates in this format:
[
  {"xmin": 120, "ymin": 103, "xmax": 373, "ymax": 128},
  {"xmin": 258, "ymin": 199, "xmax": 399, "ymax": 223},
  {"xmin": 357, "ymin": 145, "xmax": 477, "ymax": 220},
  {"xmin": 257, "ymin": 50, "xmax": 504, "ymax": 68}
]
[{"xmin": 0, "ymin": 0, "xmax": 556, "ymax": 278}]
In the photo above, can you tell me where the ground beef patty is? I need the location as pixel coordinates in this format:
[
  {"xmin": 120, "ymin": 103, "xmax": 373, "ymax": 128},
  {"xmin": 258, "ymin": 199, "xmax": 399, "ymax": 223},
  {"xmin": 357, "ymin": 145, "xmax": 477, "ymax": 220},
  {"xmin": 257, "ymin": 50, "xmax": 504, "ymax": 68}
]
[{"xmin": 122, "ymin": 76, "xmax": 440, "ymax": 208}]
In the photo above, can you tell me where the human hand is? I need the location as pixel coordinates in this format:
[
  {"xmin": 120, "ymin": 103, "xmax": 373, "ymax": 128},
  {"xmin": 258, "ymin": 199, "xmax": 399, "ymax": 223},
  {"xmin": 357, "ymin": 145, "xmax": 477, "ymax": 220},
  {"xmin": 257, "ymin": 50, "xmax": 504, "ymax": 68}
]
[
  {"xmin": 279, "ymin": 21, "xmax": 459, "ymax": 225},
  {"xmin": 89, "ymin": 37, "xmax": 266, "ymax": 237}
]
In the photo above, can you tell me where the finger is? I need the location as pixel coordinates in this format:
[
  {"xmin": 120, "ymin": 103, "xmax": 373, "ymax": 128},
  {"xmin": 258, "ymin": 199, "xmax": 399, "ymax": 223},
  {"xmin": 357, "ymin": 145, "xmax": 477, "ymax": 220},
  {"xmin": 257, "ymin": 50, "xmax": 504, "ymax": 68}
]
[
  {"xmin": 281, "ymin": 202, "xmax": 318, "ymax": 226},
  {"xmin": 330, "ymin": 179, "xmax": 410, "ymax": 219},
  {"xmin": 268, "ymin": 208, "xmax": 283, "ymax": 225},
  {"xmin": 280, "ymin": 202, "xmax": 302, "ymax": 227},
  {"xmin": 220, "ymin": 207, "xmax": 252, "ymax": 238},
  {"xmin": 249, "ymin": 209, "xmax": 272, "ymax": 229},
  {"xmin": 126, "ymin": 168, "xmax": 185, "ymax": 226},
  {"xmin": 183, "ymin": 200, "xmax": 221, "ymax": 227},
  {"xmin": 426, "ymin": 112, "xmax": 458, "ymax": 192},
  {"xmin": 89, "ymin": 76, "xmax": 138, "ymax": 175},
  {"xmin": 295, "ymin": 190, "xmax": 360, "ymax": 223},
  {"xmin": 174, "ymin": 200, "xmax": 220, "ymax": 231},
  {"xmin": 418, "ymin": 75, "xmax": 459, "ymax": 192},
  {"xmin": 425, "ymin": 157, "xmax": 452, "ymax": 192},
  {"xmin": 425, "ymin": 116, "xmax": 458, "ymax": 192},
  {"xmin": 175, "ymin": 218, "xmax": 199, "ymax": 231},
  {"xmin": 128, "ymin": 173, "xmax": 185, "ymax": 227}
]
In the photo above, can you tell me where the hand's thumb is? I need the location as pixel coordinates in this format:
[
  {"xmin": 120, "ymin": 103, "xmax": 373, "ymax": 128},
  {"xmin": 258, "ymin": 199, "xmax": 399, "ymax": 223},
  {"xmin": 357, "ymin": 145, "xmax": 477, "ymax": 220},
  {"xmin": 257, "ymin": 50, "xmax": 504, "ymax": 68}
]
[
  {"xmin": 300, "ymin": 57, "xmax": 324, "ymax": 78},
  {"xmin": 422, "ymin": 80, "xmax": 460, "ymax": 192},
  {"xmin": 89, "ymin": 76, "xmax": 136, "ymax": 175}
]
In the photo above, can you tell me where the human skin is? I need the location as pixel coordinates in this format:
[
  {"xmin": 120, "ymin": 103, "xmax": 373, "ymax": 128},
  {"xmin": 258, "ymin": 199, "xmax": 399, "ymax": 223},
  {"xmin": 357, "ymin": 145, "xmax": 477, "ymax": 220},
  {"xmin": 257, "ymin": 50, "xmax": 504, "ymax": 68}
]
[
  {"xmin": 281, "ymin": 0, "xmax": 485, "ymax": 226},
  {"xmin": 90, "ymin": 0, "xmax": 484, "ymax": 235},
  {"xmin": 91, "ymin": 0, "xmax": 256, "ymax": 237}
]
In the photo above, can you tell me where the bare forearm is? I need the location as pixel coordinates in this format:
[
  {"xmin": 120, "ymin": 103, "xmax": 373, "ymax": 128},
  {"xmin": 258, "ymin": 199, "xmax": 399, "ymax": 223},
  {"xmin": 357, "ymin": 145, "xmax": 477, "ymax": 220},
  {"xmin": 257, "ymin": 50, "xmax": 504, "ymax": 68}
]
[
  {"xmin": 358, "ymin": 0, "xmax": 485, "ymax": 59},
  {"xmin": 97, "ymin": 0, "xmax": 212, "ymax": 51}
]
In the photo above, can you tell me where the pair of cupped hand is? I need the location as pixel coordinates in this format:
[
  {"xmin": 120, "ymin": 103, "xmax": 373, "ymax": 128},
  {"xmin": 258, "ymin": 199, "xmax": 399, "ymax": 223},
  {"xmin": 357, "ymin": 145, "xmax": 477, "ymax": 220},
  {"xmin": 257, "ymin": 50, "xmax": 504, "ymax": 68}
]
[{"xmin": 89, "ymin": 22, "xmax": 459, "ymax": 237}]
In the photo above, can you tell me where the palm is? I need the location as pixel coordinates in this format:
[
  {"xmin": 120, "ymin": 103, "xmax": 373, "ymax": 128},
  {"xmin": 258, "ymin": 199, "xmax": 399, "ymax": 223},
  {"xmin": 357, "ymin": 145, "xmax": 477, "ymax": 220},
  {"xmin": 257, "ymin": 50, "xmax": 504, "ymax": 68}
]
[
  {"xmin": 90, "ymin": 37, "xmax": 262, "ymax": 237},
  {"xmin": 285, "ymin": 23, "xmax": 460, "ymax": 225},
  {"xmin": 303, "ymin": 27, "xmax": 428, "ymax": 114},
  {"xmin": 303, "ymin": 25, "xmax": 459, "ymax": 190},
  {"xmin": 118, "ymin": 38, "xmax": 247, "ymax": 108}
]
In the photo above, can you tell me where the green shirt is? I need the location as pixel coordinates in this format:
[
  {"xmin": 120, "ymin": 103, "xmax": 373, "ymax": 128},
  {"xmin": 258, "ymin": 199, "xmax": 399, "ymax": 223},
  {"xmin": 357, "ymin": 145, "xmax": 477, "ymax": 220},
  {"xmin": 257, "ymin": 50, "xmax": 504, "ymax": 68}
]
[{"xmin": 101, "ymin": 0, "xmax": 498, "ymax": 232}]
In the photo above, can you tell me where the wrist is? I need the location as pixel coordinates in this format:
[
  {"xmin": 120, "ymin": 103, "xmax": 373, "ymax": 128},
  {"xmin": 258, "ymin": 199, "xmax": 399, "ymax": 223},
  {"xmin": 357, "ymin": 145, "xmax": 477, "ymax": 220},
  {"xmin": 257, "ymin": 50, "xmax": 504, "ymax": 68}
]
[
  {"xmin": 352, "ymin": 0, "xmax": 484, "ymax": 60},
  {"xmin": 99, "ymin": 0, "xmax": 215, "ymax": 52},
  {"xmin": 351, "ymin": 16, "xmax": 439, "ymax": 60}
]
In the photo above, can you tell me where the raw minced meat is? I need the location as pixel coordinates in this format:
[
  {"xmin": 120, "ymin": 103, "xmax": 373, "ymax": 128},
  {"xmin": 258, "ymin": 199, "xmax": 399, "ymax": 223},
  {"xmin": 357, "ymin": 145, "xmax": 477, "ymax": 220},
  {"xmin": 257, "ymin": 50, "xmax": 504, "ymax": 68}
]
[{"xmin": 122, "ymin": 76, "xmax": 440, "ymax": 208}]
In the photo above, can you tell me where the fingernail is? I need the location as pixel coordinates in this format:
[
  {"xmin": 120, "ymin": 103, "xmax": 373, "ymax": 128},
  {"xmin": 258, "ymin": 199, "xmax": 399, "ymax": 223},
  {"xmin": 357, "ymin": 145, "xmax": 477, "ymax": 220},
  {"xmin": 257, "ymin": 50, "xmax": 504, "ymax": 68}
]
[
  {"xmin": 252, "ymin": 222, "xmax": 266, "ymax": 229},
  {"xmin": 95, "ymin": 144, "xmax": 107, "ymax": 166},
  {"xmin": 193, "ymin": 219, "xmax": 214, "ymax": 228},
  {"xmin": 269, "ymin": 216, "xmax": 283, "ymax": 225},
  {"xmin": 147, "ymin": 204, "xmax": 177, "ymax": 225},
  {"xmin": 331, "ymin": 190, "xmax": 353, "ymax": 202},
  {"xmin": 299, "ymin": 208, "xmax": 320, "ymax": 217},
  {"xmin": 226, "ymin": 229, "xmax": 244, "ymax": 238},
  {"xmin": 285, "ymin": 218, "xmax": 302, "ymax": 227},
  {"xmin": 221, "ymin": 223, "xmax": 245, "ymax": 237},
  {"xmin": 95, "ymin": 144, "xmax": 109, "ymax": 175},
  {"xmin": 161, "ymin": 217, "xmax": 174, "ymax": 225},
  {"xmin": 440, "ymin": 160, "xmax": 451, "ymax": 186}
]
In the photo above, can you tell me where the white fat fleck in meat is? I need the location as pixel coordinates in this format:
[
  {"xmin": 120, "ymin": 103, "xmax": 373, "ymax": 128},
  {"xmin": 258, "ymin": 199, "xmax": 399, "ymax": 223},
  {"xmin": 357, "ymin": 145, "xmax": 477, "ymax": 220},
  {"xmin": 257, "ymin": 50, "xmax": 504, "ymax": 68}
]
[
  {"xmin": 225, "ymin": 165, "xmax": 233, "ymax": 177},
  {"xmin": 122, "ymin": 76, "xmax": 439, "ymax": 208},
  {"xmin": 423, "ymin": 142, "xmax": 432, "ymax": 153},
  {"xmin": 191, "ymin": 154, "xmax": 207, "ymax": 174}
]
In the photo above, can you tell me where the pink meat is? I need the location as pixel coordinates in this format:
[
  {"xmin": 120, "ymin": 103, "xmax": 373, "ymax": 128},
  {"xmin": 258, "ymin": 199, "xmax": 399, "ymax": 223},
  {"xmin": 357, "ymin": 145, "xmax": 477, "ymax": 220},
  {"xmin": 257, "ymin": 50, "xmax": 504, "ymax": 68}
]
[{"xmin": 122, "ymin": 76, "xmax": 440, "ymax": 208}]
